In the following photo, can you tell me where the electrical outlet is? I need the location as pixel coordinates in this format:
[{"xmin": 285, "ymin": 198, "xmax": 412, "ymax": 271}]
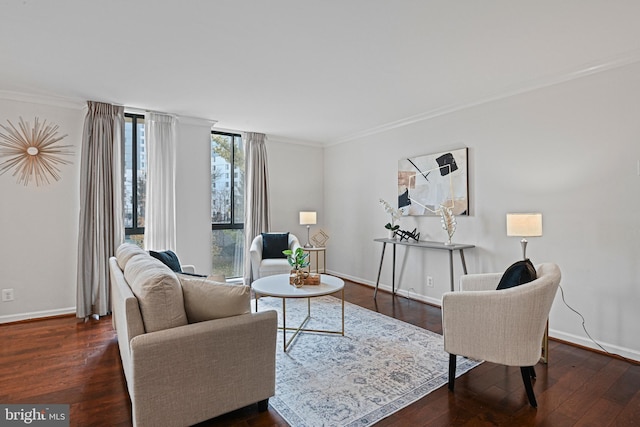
[
  {"xmin": 2, "ymin": 288, "xmax": 14, "ymax": 302},
  {"xmin": 426, "ymin": 276, "xmax": 434, "ymax": 288}
]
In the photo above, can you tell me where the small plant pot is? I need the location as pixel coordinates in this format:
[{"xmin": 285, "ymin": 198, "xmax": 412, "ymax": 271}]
[{"xmin": 289, "ymin": 269, "xmax": 309, "ymax": 288}]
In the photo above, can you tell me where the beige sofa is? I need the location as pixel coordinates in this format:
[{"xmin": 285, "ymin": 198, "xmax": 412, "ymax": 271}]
[{"xmin": 109, "ymin": 243, "xmax": 277, "ymax": 427}]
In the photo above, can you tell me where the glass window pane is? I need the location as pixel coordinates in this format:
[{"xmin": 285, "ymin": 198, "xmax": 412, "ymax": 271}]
[
  {"xmin": 211, "ymin": 229, "xmax": 244, "ymax": 278},
  {"xmin": 211, "ymin": 134, "xmax": 233, "ymax": 224},
  {"xmin": 125, "ymin": 234, "xmax": 144, "ymax": 247},
  {"xmin": 124, "ymin": 116, "xmax": 133, "ymax": 228},
  {"xmin": 136, "ymin": 120, "xmax": 146, "ymax": 228},
  {"xmin": 233, "ymin": 135, "xmax": 244, "ymax": 225}
]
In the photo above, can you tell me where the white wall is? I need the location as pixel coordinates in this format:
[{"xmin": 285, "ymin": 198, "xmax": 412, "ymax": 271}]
[
  {"xmin": 324, "ymin": 62, "xmax": 640, "ymax": 361},
  {"xmin": 0, "ymin": 96, "xmax": 84, "ymax": 322},
  {"xmin": 266, "ymin": 138, "xmax": 324, "ymax": 244},
  {"xmin": 175, "ymin": 117, "xmax": 216, "ymax": 275}
]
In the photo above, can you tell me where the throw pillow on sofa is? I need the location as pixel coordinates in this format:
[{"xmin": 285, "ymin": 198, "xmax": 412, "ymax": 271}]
[
  {"xmin": 116, "ymin": 243, "xmax": 147, "ymax": 270},
  {"xmin": 178, "ymin": 275, "xmax": 250, "ymax": 323},
  {"xmin": 149, "ymin": 249, "xmax": 183, "ymax": 272},
  {"xmin": 124, "ymin": 255, "xmax": 188, "ymax": 333}
]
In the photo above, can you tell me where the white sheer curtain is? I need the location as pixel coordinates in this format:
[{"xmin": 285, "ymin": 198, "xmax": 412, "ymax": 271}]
[
  {"xmin": 144, "ymin": 112, "xmax": 178, "ymax": 251},
  {"xmin": 244, "ymin": 132, "xmax": 270, "ymax": 284},
  {"xmin": 76, "ymin": 101, "xmax": 124, "ymax": 318}
]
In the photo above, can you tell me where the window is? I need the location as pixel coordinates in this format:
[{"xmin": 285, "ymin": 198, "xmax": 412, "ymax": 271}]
[
  {"xmin": 211, "ymin": 131, "xmax": 244, "ymax": 278},
  {"xmin": 124, "ymin": 113, "xmax": 146, "ymax": 246}
]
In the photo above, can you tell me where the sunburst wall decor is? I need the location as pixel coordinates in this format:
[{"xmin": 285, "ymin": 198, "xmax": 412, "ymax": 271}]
[{"xmin": 0, "ymin": 116, "xmax": 73, "ymax": 186}]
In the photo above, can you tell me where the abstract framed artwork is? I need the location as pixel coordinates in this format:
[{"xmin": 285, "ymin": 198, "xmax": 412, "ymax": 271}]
[{"xmin": 398, "ymin": 147, "xmax": 468, "ymax": 216}]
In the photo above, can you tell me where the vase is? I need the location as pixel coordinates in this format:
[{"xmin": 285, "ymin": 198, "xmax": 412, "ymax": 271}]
[{"xmin": 388, "ymin": 229, "xmax": 396, "ymax": 240}]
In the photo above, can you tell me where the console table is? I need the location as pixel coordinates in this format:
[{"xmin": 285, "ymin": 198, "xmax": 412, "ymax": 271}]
[{"xmin": 374, "ymin": 238, "xmax": 475, "ymax": 298}]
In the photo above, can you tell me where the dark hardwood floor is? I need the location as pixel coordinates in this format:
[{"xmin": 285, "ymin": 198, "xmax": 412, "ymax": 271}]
[{"xmin": 1, "ymin": 280, "xmax": 638, "ymax": 426}]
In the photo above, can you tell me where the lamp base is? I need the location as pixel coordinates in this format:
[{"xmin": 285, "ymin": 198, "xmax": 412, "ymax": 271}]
[
  {"xmin": 304, "ymin": 225, "xmax": 314, "ymax": 248},
  {"xmin": 521, "ymin": 238, "xmax": 529, "ymax": 260}
]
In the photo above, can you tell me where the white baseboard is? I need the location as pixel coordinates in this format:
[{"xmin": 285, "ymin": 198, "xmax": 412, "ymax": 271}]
[
  {"xmin": 326, "ymin": 270, "xmax": 442, "ymax": 307},
  {"xmin": 0, "ymin": 307, "xmax": 76, "ymax": 324},
  {"xmin": 550, "ymin": 329, "xmax": 640, "ymax": 362}
]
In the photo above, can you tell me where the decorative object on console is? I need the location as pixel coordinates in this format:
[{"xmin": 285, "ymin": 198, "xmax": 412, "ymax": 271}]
[
  {"xmin": 299, "ymin": 211, "xmax": 317, "ymax": 248},
  {"xmin": 506, "ymin": 213, "xmax": 542, "ymax": 260},
  {"xmin": 0, "ymin": 116, "xmax": 73, "ymax": 186},
  {"xmin": 395, "ymin": 228, "xmax": 420, "ymax": 242},
  {"xmin": 379, "ymin": 198, "xmax": 401, "ymax": 239},
  {"xmin": 310, "ymin": 229, "xmax": 329, "ymax": 247},
  {"xmin": 398, "ymin": 148, "xmax": 468, "ymax": 216},
  {"xmin": 440, "ymin": 204, "xmax": 457, "ymax": 245}
]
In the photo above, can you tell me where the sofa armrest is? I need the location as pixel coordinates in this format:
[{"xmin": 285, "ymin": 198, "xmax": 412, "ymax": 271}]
[
  {"xmin": 128, "ymin": 310, "xmax": 277, "ymax": 427},
  {"xmin": 249, "ymin": 236, "xmax": 263, "ymax": 280},
  {"xmin": 181, "ymin": 264, "xmax": 196, "ymax": 274}
]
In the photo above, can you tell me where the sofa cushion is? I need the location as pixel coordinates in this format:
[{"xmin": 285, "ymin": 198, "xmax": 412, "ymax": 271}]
[
  {"xmin": 178, "ymin": 275, "xmax": 250, "ymax": 323},
  {"xmin": 149, "ymin": 249, "xmax": 183, "ymax": 273},
  {"xmin": 261, "ymin": 232, "xmax": 289, "ymax": 259},
  {"xmin": 497, "ymin": 259, "xmax": 537, "ymax": 290},
  {"xmin": 124, "ymin": 255, "xmax": 188, "ymax": 332},
  {"xmin": 116, "ymin": 243, "xmax": 147, "ymax": 270}
]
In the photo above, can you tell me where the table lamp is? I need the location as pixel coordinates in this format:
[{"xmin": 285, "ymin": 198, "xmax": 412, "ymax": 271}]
[
  {"xmin": 299, "ymin": 211, "xmax": 317, "ymax": 248},
  {"xmin": 506, "ymin": 213, "xmax": 542, "ymax": 260}
]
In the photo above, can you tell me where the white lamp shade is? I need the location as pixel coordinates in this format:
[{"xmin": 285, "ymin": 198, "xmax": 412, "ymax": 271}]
[
  {"xmin": 299, "ymin": 211, "xmax": 317, "ymax": 225},
  {"xmin": 506, "ymin": 213, "xmax": 542, "ymax": 237}
]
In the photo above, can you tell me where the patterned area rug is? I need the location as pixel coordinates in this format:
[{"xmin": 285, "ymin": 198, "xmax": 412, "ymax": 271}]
[{"xmin": 254, "ymin": 295, "xmax": 481, "ymax": 427}]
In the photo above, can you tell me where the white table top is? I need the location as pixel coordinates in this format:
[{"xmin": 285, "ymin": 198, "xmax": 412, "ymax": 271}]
[{"xmin": 252, "ymin": 273, "xmax": 344, "ymax": 298}]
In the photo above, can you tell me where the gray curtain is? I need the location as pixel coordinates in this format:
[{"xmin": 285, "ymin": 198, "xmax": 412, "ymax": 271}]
[
  {"xmin": 76, "ymin": 101, "xmax": 124, "ymax": 318},
  {"xmin": 243, "ymin": 132, "xmax": 270, "ymax": 284}
]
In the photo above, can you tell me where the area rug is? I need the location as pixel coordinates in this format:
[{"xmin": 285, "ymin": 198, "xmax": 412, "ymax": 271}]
[{"xmin": 254, "ymin": 295, "xmax": 481, "ymax": 427}]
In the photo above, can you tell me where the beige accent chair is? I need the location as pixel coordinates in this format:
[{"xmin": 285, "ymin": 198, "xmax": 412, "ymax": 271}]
[
  {"xmin": 110, "ymin": 243, "xmax": 277, "ymax": 427},
  {"xmin": 249, "ymin": 232, "xmax": 301, "ymax": 281},
  {"xmin": 442, "ymin": 263, "xmax": 561, "ymax": 407}
]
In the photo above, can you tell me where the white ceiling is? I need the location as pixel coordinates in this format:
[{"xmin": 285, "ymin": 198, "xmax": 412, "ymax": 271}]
[{"xmin": 2, "ymin": 0, "xmax": 640, "ymax": 145}]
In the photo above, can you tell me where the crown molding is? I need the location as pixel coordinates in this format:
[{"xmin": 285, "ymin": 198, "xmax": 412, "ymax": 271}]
[
  {"xmin": 331, "ymin": 49, "xmax": 640, "ymax": 146},
  {"xmin": 0, "ymin": 90, "xmax": 85, "ymax": 110},
  {"xmin": 177, "ymin": 115, "xmax": 217, "ymax": 128},
  {"xmin": 267, "ymin": 134, "xmax": 325, "ymax": 148}
]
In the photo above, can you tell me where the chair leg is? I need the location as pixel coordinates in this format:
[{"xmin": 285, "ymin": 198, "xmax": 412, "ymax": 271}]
[
  {"xmin": 448, "ymin": 354, "xmax": 457, "ymax": 391},
  {"xmin": 257, "ymin": 398, "xmax": 269, "ymax": 412},
  {"xmin": 529, "ymin": 366, "xmax": 536, "ymax": 379},
  {"xmin": 520, "ymin": 366, "xmax": 538, "ymax": 408}
]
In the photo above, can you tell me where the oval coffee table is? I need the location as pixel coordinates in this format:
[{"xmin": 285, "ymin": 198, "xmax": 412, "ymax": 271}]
[{"xmin": 252, "ymin": 273, "xmax": 345, "ymax": 352}]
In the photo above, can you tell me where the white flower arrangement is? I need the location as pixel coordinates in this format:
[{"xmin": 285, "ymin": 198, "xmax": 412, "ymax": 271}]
[{"xmin": 379, "ymin": 198, "xmax": 402, "ymax": 232}]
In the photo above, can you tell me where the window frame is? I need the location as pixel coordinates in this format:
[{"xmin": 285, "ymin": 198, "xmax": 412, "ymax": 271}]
[
  {"xmin": 124, "ymin": 112, "xmax": 145, "ymax": 238},
  {"xmin": 211, "ymin": 130, "xmax": 244, "ymax": 231}
]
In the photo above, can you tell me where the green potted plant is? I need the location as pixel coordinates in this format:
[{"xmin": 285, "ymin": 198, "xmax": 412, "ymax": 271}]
[{"xmin": 283, "ymin": 248, "xmax": 310, "ymax": 287}]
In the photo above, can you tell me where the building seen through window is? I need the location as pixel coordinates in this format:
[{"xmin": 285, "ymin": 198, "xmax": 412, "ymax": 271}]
[
  {"xmin": 124, "ymin": 113, "xmax": 146, "ymax": 247},
  {"xmin": 211, "ymin": 132, "xmax": 244, "ymax": 278}
]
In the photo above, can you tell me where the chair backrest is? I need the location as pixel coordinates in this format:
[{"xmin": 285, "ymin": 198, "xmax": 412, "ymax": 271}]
[
  {"xmin": 442, "ymin": 262, "xmax": 561, "ymax": 366},
  {"xmin": 248, "ymin": 233, "xmax": 301, "ymax": 281},
  {"xmin": 500, "ymin": 262, "xmax": 561, "ymax": 365}
]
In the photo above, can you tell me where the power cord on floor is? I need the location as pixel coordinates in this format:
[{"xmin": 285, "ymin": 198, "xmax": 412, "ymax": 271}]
[{"xmin": 558, "ymin": 284, "xmax": 637, "ymax": 364}]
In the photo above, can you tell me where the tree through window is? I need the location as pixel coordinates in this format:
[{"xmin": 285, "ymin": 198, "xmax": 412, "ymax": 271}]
[{"xmin": 211, "ymin": 132, "xmax": 244, "ymax": 278}]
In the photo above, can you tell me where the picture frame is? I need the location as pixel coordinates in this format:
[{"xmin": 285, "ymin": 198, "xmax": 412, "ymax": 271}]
[{"xmin": 397, "ymin": 147, "xmax": 468, "ymax": 216}]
